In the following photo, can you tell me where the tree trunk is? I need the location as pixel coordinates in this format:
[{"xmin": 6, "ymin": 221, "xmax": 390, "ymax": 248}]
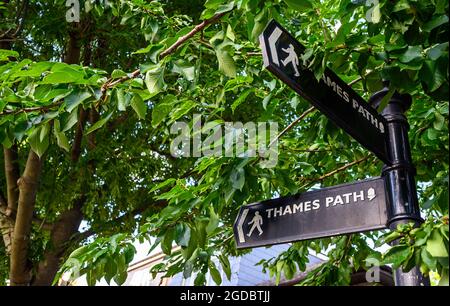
[{"xmin": 9, "ymin": 151, "xmax": 42, "ymax": 286}]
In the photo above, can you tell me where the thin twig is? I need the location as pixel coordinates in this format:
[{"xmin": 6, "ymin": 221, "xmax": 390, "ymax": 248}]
[
  {"xmin": 348, "ymin": 76, "xmax": 363, "ymax": 87},
  {"xmin": 0, "ymin": 101, "xmax": 63, "ymax": 116},
  {"xmin": 315, "ymin": 156, "xmax": 370, "ymax": 181},
  {"xmin": 269, "ymin": 106, "xmax": 316, "ymax": 147}
]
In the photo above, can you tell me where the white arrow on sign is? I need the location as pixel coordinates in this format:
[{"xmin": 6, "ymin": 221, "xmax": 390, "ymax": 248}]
[
  {"xmin": 268, "ymin": 27, "xmax": 282, "ymax": 66},
  {"xmin": 237, "ymin": 208, "xmax": 249, "ymax": 243}
]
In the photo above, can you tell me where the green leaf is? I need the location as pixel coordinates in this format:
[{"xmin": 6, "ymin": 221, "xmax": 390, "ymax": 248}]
[
  {"xmin": 161, "ymin": 227, "xmax": 174, "ymax": 255},
  {"xmin": 0, "ymin": 49, "xmax": 19, "ymax": 61},
  {"xmin": 383, "ymin": 245, "xmax": 412, "ymax": 268},
  {"xmin": 170, "ymin": 100, "xmax": 196, "ymax": 121},
  {"xmin": 392, "ymin": 0, "xmax": 410, "ymax": 12},
  {"xmin": 283, "ymin": 0, "xmax": 313, "ymax": 11},
  {"xmin": 214, "ymin": 2, "xmax": 234, "ymax": 14},
  {"xmin": 85, "ymin": 112, "xmax": 113, "ymax": 135},
  {"xmin": 195, "ymin": 219, "xmax": 207, "ymax": 248},
  {"xmin": 275, "ymin": 260, "xmax": 284, "ymax": 285},
  {"xmin": 104, "ymin": 257, "xmax": 117, "ymax": 285},
  {"xmin": 183, "ymin": 260, "xmax": 194, "ymax": 279},
  {"xmin": 231, "ymin": 88, "xmax": 253, "ymax": 113},
  {"xmin": 421, "ymin": 247, "xmax": 437, "ymax": 270},
  {"xmin": 426, "ymin": 43, "xmax": 449, "ymax": 61},
  {"xmin": 151, "ymin": 95, "xmax": 176, "ymax": 127},
  {"xmin": 65, "ymin": 90, "xmax": 92, "ymax": 113},
  {"xmin": 113, "ymin": 272, "xmax": 127, "ymax": 286},
  {"xmin": 262, "ymin": 93, "xmax": 272, "ymax": 110},
  {"xmin": 41, "ymin": 67, "xmax": 84, "ymax": 84},
  {"xmin": 219, "ymin": 254, "xmax": 231, "ymax": 281},
  {"xmin": 124, "ymin": 245, "xmax": 136, "ymax": 264},
  {"xmin": 28, "ymin": 126, "xmax": 49, "ymax": 158},
  {"xmin": 376, "ymin": 231, "xmax": 402, "ymax": 247},
  {"xmin": 399, "ymin": 46, "xmax": 422, "ymax": 63},
  {"xmin": 283, "ymin": 262, "xmax": 294, "ymax": 279},
  {"xmin": 34, "ymin": 86, "xmax": 72, "ymax": 102},
  {"xmin": 40, "ymin": 122, "xmax": 50, "ymax": 142},
  {"xmin": 150, "ymin": 178, "xmax": 176, "ymax": 192},
  {"xmin": 230, "ymin": 167, "xmax": 245, "ymax": 190},
  {"xmin": 423, "ymin": 15, "xmax": 448, "ymax": 32},
  {"xmin": 13, "ymin": 120, "xmax": 30, "ymax": 141},
  {"xmin": 427, "ymin": 128, "xmax": 438, "ymax": 141},
  {"xmin": 174, "ymin": 223, "xmax": 191, "ymax": 247},
  {"xmin": 251, "ymin": 8, "xmax": 268, "ymax": 43},
  {"xmin": 130, "ymin": 94, "xmax": 147, "ymax": 119},
  {"xmin": 209, "ymin": 261, "xmax": 222, "ymax": 285},
  {"xmin": 53, "ymin": 120, "xmax": 70, "ymax": 152},
  {"xmin": 420, "ymin": 59, "xmax": 447, "ymax": 92},
  {"xmin": 226, "ymin": 24, "xmax": 236, "ymax": 42},
  {"xmin": 62, "ymin": 109, "xmax": 78, "ymax": 132},
  {"xmin": 426, "ymin": 229, "xmax": 448, "ymax": 257},
  {"xmin": 111, "ymin": 69, "xmax": 127, "ymax": 79},
  {"xmin": 215, "ymin": 46, "xmax": 236, "ymax": 78},
  {"xmin": 434, "ymin": 112, "xmax": 445, "ymax": 130},
  {"xmin": 145, "ymin": 65, "xmax": 165, "ymax": 95},
  {"xmin": 206, "ymin": 207, "xmax": 219, "ymax": 235},
  {"xmin": 377, "ymin": 87, "xmax": 395, "ymax": 113},
  {"xmin": 172, "ymin": 61, "xmax": 195, "ymax": 81},
  {"xmin": 116, "ymin": 89, "xmax": 127, "ymax": 111},
  {"xmin": 194, "ymin": 272, "xmax": 206, "ymax": 286},
  {"xmin": 12, "ymin": 62, "xmax": 53, "ymax": 78},
  {"xmin": 67, "ymin": 245, "xmax": 89, "ymax": 260},
  {"xmin": 438, "ymin": 269, "xmax": 449, "ymax": 286}
]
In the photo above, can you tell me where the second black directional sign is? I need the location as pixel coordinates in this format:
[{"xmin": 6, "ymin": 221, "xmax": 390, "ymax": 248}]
[
  {"xmin": 259, "ymin": 20, "xmax": 390, "ymax": 164},
  {"xmin": 234, "ymin": 177, "xmax": 388, "ymax": 249}
]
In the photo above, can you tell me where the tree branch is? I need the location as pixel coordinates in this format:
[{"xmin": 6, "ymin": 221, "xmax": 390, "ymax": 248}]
[
  {"xmin": 160, "ymin": 11, "xmax": 228, "ymax": 59},
  {"xmin": 0, "ymin": 101, "xmax": 63, "ymax": 116}
]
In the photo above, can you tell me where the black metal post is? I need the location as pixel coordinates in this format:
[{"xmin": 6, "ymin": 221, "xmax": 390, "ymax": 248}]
[{"xmin": 369, "ymin": 82, "xmax": 430, "ymax": 286}]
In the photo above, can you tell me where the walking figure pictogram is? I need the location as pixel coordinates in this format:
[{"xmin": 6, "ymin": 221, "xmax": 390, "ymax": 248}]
[
  {"xmin": 247, "ymin": 211, "xmax": 263, "ymax": 237},
  {"xmin": 281, "ymin": 44, "xmax": 300, "ymax": 77}
]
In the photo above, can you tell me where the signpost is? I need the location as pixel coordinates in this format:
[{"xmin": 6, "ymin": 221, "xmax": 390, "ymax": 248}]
[
  {"xmin": 259, "ymin": 20, "xmax": 390, "ymax": 164},
  {"xmin": 231, "ymin": 19, "xmax": 428, "ymax": 286},
  {"xmin": 234, "ymin": 178, "xmax": 387, "ymax": 249}
]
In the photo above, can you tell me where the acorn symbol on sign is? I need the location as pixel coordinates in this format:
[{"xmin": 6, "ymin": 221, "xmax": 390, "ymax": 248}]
[{"xmin": 367, "ymin": 188, "xmax": 376, "ymax": 201}]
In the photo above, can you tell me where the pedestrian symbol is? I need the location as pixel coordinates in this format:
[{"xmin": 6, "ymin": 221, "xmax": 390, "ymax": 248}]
[
  {"xmin": 247, "ymin": 211, "xmax": 263, "ymax": 237},
  {"xmin": 281, "ymin": 44, "xmax": 300, "ymax": 77}
]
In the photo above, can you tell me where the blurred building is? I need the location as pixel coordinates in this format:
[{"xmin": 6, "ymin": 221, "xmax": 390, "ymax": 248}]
[{"xmin": 123, "ymin": 244, "xmax": 324, "ymax": 286}]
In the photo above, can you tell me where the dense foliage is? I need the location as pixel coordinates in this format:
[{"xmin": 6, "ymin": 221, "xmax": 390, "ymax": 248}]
[{"xmin": 0, "ymin": 0, "xmax": 448, "ymax": 286}]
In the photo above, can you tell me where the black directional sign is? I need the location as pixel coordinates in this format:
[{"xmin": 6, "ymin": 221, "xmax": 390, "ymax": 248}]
[
  {"xmin": 260, "ymin": 20, "xmax": 390, "ymax": 164},
  {"xmin": 233, "ymin": 177, "xmax": 387, "ymax": 249}
]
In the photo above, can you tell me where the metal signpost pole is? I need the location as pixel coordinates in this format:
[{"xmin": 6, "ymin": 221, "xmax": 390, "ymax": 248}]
[{"xmin": 369, "ymin": 82, "xmax": 430, "ymax": 286}]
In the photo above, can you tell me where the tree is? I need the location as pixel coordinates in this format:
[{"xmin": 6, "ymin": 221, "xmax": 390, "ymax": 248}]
[{"xmin": 0, "ymin": 0, "xmax": 448, "ymax": 286}]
